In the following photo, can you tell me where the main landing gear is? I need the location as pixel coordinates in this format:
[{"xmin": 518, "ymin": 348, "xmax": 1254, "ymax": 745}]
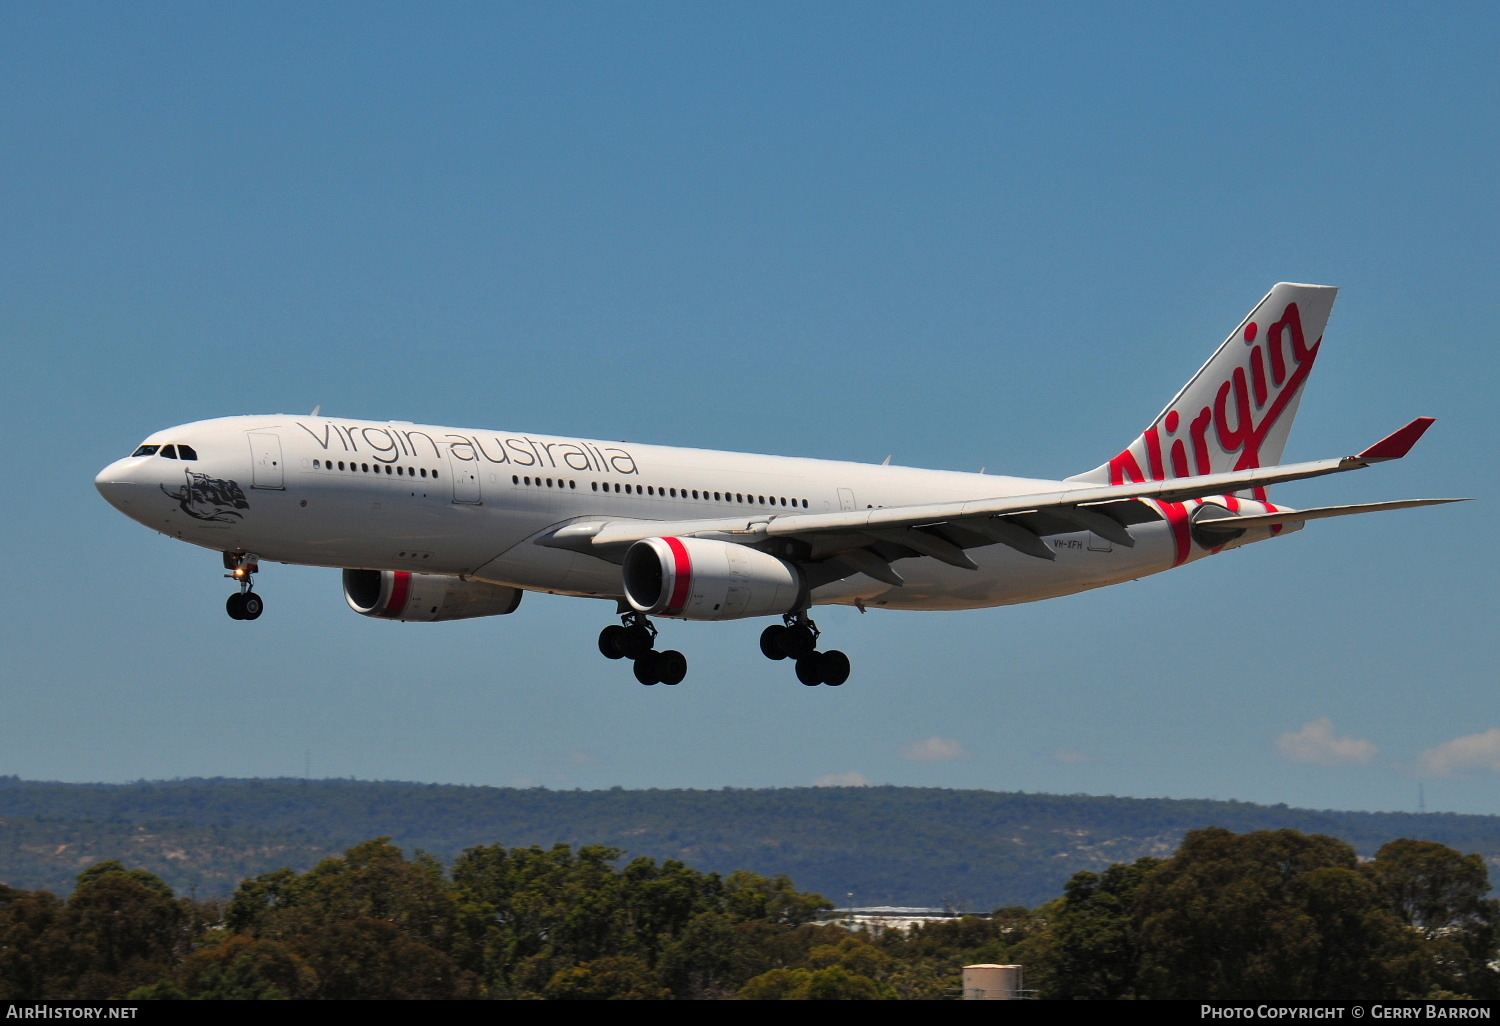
[
  {"xmin": 599, "ymin": 611, "xmax": 687, "ymax": 686},
  {"xmin": 760, "ymin": 613, "xmax": 851, "ymax": 686},
  {"xmin": 223, "ymin": 551, "xmax": 264, "ymax": 621}
]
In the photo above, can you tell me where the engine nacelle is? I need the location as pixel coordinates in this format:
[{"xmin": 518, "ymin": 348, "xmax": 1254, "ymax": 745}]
[
  {"xmin": 622, "ymin": 537, "xmax": 806, "ymax": 621},
  {"xmin": 343, "ymin": 569, "xmax": 523, "ymax": 622}
]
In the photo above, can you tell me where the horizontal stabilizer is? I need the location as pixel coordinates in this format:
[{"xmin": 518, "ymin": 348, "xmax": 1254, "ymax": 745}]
[{"xmin": 1193, "ymin": 498, "xmax": 1469, "ymax": 535}]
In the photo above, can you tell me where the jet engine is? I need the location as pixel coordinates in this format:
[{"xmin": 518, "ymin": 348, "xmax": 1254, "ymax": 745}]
[
  {"xmin": 622, "ymin": 537, "xmax": 806, "ymax": 621},
  {"xmin": 342, "ymin": 569, "xmax": 523, "ymax": 622}
]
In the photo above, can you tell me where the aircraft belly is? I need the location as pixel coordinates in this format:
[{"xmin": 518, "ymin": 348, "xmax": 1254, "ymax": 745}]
[
  {"xmin": 819, "ymin": 525, "xmax": 1179, "ymax": 611},
  {"xmin": 471, "ymin": 541, "xmax": 621, "ymax": 598}
]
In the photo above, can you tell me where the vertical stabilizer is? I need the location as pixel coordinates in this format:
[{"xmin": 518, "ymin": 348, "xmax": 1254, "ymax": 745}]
[{"xmin": 1068, "ymin": 283, "xmax": 1338, "ymax": 497}]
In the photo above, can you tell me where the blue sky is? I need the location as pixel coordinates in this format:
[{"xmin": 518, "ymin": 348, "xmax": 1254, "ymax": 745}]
[{"xmin": 3, "ymin": 2, "xmax": 1496, "ymax": 816}]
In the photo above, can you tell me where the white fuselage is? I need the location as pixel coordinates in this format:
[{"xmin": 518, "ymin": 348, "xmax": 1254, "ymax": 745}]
[{"xmin": 96, "ymin": 414, "xmax": 1248, "ymax": 614}]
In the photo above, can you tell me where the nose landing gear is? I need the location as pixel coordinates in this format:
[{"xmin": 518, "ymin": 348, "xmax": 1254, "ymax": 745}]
[
  {"xmin": 599, "ymin": 610, "xmax": 687, "ymax": 686},
  {"xmin": 760, "ymin": 613, "xmax": 850, "ymax": 686},
  {"xmin": 224, "ymin": 552, "xmax": 263, "ymax": 621}
]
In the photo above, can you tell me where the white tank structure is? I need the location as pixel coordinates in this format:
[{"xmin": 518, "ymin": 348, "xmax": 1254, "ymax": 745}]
[{"xmin": 962, "ymin": 964, "xmax": 1023, "ymax": 1000}]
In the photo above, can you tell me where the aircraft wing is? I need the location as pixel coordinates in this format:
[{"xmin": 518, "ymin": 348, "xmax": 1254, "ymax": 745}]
[{"xmin": 539, "ymin": 418, "xmax": 1465, "ymax": 586}]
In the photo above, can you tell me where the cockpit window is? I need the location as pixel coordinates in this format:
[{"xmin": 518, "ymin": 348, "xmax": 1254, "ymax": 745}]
[
  {"xmin": 161, "ymin": 445, "xmax": 179, "ymax": 459},
  {"xmin": 177, "ymin": 444, "xmax": 198, "ymax": 461},
  {"xmin": 131, "ymin": 444, "xmax": 160, "ymax": 458}
]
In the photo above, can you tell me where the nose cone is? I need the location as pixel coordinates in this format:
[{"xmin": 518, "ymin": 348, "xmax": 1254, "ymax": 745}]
[{"xmin": 95, "ymin": 459, "xmax": 143, "ymax": 514}]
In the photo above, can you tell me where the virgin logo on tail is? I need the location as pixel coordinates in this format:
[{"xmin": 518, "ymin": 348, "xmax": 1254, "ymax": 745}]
[{"xmin": 1106, "ymin": 301, "xmax": 1321, "ymax": 497}]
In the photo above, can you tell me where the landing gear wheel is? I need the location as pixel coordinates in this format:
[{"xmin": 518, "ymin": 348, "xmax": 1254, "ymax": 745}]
[
  {"xmin": 760, "ymin": 624, "xmax": 789, "ymax": 660},
  {"xmin": 620, "ymin": 624, "xmax": 655, "ymax": 661},
  {"xmin": 796, "ymin": 655, "xmax": 823, "ymax": 686},
  {"xmin": 599, "ymin": 625, "xmax": 628, "ymax": 659},
  {"xmin": 782, "ymin": 624, "xmax": 818, "ymax": 660},
  {"xmin": 222, "ymin": 552, "xmax": 262, "ymax": 622},
  {"xmin": 820, "ymin": 650, "xmax": 850, "ymax": 687},
  {"xmin": 658, "ymin": 650, "xmax": 687, "ymax": 686},
  {"xmin": 240, "ymin": 593, "xmax": 264, "ymax": 621},
  {"xmin": 634, "ymin": 652, "xmax": 663, "ymax": 686}
]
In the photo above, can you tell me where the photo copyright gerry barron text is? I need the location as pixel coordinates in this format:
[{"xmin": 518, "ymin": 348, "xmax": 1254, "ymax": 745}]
[{"xmin": 1202, "ymin": 1008, "xmax": 1490, "ymax": 1020}]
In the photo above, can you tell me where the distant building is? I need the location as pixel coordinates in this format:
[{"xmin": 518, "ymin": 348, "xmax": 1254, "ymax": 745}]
[{"xmin": 818, "ymin": 906, "xmax": 966, "ymax": 934}]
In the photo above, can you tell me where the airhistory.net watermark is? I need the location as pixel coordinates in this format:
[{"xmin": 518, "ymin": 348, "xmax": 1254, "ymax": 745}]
[{"xmin": 5, "ymin": 1009, "xmax": 137, "ymax": 1019}]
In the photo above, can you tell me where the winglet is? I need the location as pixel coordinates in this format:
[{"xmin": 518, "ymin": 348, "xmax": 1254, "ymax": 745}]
[{"xmin": 1357, "ymin": 417, "xmax": 1436, "ymax": 461}]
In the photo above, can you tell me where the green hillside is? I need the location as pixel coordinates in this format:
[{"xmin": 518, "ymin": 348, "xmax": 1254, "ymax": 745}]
[{"xmin": 1, "ymin": 777, "xmax": 1496, "ymax": 907}]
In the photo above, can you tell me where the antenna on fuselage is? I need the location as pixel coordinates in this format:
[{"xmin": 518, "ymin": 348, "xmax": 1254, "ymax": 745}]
[{"xmin": 310, "ymin": 405, "xmax": 322, "ymax": 416}]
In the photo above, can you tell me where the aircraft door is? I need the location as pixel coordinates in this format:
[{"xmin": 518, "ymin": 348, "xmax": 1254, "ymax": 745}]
[
  {"xmin": 451, "ymin": 461, "xmax": 481, "ymax": 504},
  {"xmin": 838, "ymin": 488, "xmax": 856, "ymax": 511},
  {"xmin": 248, "ymin": 433, "xmax": 284, "ymax": 490}
]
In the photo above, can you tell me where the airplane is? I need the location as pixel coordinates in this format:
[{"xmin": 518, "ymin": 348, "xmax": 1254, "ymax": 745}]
[{"xmin": 96, "ymin": 283, "xmax": 1463, "ymax": 687}]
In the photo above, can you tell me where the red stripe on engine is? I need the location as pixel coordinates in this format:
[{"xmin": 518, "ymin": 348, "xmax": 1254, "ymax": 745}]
[
  {"xmin": 382, "ymin": 571, "xmax": 411, "ymax": 618},
  {"xmin": 662, "ymin": 537, "xmax": 692, "ymax": 616}
]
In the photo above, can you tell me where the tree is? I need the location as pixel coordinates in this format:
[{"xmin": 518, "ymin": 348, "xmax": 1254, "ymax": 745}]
[
  {"xmin": 737, "ymin": 965, "xmax": 882, "ymax": 1000},
  {"xmin": 1368, "ymin": 839, "xmax": 1500, "ymax": 999},
  {"xmin": 52, "ymin": 863, "xmax": 197, "ymax": 999},
  {"xmin": 221, "ymin": 839, "xmax": 477, "ymax": 998},
  {"xmin": 657, "ymin": 912, "xmax": 796, "ymax": 999},
  {"xmin": 174, "ymin": 936, "xmax": 318, "ymax": 1000},
  {"xmin": 1132, "ymin": 828, "xmax": 1417, "ymax": 1000},
  {"xmin": 1370, "ymin": 839, "xmax": 1497, "ymax": 938},
  {"xmin": 1015, "ymin": 858, "xmax": 1160, "ymax": 999},
  {"xmin": 0, "ymin": 886, "xmax": 66, "ymax": 999},
  {"xmin": 720, "ymin": 870, "xmax": 832, "ymax": 926},
  {"xmin": 286, "ymin": 918, "xmax": 473, "ymax": 999},
  {"xmin": 543, "ymin": 956, "xmax": 671, "ymax": 1000}
]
